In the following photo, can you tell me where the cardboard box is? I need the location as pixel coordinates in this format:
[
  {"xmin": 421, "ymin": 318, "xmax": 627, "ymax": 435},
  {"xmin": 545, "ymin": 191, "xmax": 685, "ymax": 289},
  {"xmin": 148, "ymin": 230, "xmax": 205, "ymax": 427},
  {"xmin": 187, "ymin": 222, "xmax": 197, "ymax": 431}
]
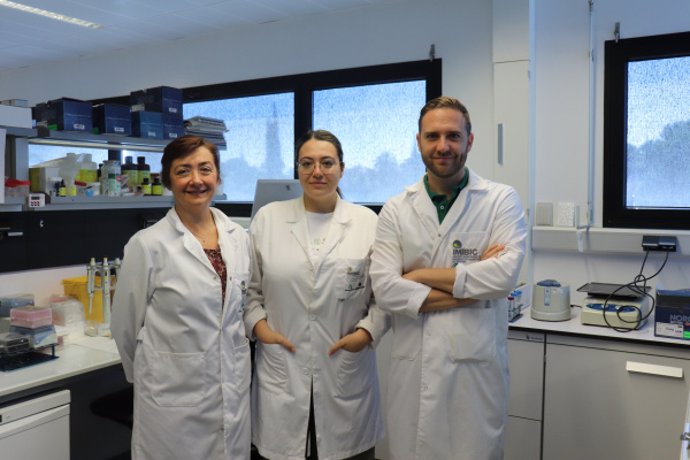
[
  {"xmin": 132, "ymin": 111, "xmax": 163, "ymax": 139},
  {"xmin": 163, "ymin": 122, "xmax": 185, "ymax": 140},
  {"xmin": 130, "ymin": 86, "xmax": 183, "ymax": 120},
  {"xmin": 29, "ymin": 166, "xmax": 60, "ymax": 193},
  {"xmin": 92, "ymin": 103, "xmax": 132, "ymax": 136},
  {"xmin": 33, "ymin": 98, "xmax": 92, "ymax": 132},
  {"xmin": 655, "ymin": 289, "xmax": 690, "ymax": 341},
  {"xmin": 0, "ymin": 104, "xmax": 32, "ymax": 128}
]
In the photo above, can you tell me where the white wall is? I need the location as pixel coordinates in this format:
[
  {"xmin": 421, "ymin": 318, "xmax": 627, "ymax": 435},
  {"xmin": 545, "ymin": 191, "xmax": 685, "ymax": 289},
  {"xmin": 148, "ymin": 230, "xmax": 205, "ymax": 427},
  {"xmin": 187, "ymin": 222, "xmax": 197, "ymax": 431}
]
[
  {"xmin": 0, "ymin": 0, "xmax": 496, "ymax": 179},
  {"xmin": 532, "ymin": 0, "xmax": 690, "ymax": 300}
]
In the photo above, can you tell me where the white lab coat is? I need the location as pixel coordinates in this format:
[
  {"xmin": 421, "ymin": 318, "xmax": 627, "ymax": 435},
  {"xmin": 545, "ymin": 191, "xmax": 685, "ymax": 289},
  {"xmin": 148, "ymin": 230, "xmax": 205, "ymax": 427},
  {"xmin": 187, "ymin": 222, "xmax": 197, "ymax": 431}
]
[
  {"xmin": 244, "ymin": 196, "xmax": 389, "ymax": 460},
  {"xmin": 370, "ymin": 170, "xmax": 527, "ymax": 460},
  {"xmin": 111, "ymin": 207, "xmax": 252, "ymax": 460}
]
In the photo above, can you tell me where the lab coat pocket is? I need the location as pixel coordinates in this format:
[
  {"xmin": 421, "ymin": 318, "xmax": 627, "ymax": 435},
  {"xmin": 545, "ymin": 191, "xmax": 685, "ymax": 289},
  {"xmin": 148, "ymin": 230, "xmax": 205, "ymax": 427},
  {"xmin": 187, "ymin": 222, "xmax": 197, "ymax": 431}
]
[
  {"xmin": 336, "ymin": 258, "xmax": 369, "ymax": 301},
  {"xmin": 450, "ymin": 231, "xmax": 490, "ymax": 266},
  {"xmin": 232, "ymin": 338, "xmax": 251, "ymax": 394},
  {"xmin": 149, "ymin": 348, "xmax": 209, "ymax": 407},
  {"xmin": 335, "ymin": 348, "xmax": 375, "ymax": 399},
  {"xmin": 446, "ymin": 305, "xmax": 496, "ymax": 362},
  {"xmin": 390, "ymin": 314, "xmax": 421, "ymax": 360},
  {"xmin": 256, "ymin": 342, "xmax": 289, "ymax": 393}
]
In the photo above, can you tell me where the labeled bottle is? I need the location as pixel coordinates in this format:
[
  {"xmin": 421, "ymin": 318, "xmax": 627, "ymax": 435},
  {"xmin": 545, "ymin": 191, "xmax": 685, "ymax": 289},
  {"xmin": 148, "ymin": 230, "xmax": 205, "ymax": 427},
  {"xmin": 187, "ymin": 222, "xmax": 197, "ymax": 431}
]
[
  {"xmin": 151, "ymin": 173, "xmax": 163, "ymax": 196},
  {"xmin": 137, "ymin": 156, "xmax": 151, "ymax": 188},
  {"xmin": 121, "ymin": 156, "xmax": 138, "ymax": 190},
  {"xmin": 79, "ymin": 153, "xmax": 98, "ymax": 183},
  {"xmin": 100, "ymin": 160, "xmax": 121, "ymax": 196},
  {"xmin": 58, "ymin": 180, "xmax": 66, "ymax": 197},
  {"xmin": 107, "ymin": 173, "xmax": 121, "ymax": 197},
  {"xmin": 141, "ymin": 177, "xmax": 152, "ymax": 196}
]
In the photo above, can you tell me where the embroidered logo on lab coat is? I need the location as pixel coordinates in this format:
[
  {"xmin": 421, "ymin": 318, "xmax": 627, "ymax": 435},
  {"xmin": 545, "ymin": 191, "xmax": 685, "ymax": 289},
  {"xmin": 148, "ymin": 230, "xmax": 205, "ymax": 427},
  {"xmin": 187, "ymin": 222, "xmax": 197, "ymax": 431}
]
[{"xmin": 451, "ymin": 239, "xmax": 480, "ymax": 266}]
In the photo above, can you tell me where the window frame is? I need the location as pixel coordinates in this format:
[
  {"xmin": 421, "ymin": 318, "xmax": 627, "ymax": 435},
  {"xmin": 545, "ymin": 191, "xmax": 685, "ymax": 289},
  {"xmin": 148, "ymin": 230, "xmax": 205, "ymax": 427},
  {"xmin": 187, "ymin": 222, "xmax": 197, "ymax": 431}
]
[
  {"xmin": 184, "ymin": 60, "xmax": 442, "ymax": 216},
  {"xmin": 603, "ymin": 31, "xmax": 690, "ymax": 230},
  {"xmin": 96, "ymin": 60, "xmax": 441, "ymax": 216}
]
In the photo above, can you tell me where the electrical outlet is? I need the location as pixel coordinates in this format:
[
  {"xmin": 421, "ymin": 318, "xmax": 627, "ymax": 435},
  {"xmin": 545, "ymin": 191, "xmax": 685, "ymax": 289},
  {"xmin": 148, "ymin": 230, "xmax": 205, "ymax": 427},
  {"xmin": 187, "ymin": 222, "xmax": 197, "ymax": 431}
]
[{"xmin": 641, "ymin": 235, "xmax": 678, "ymax": 252}]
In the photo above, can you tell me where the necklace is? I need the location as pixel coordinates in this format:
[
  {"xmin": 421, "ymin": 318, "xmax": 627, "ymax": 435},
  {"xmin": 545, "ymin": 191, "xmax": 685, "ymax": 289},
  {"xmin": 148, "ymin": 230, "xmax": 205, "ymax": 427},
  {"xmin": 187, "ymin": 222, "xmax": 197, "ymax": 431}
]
[{"xmin": 189, "ymin": 226, "xmax": 216, "ymax": 244}]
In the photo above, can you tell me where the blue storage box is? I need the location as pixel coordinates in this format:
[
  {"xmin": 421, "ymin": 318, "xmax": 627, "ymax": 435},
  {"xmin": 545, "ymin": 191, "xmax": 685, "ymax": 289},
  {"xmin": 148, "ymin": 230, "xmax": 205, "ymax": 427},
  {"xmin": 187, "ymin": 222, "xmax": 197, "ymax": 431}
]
[
  {"xmin": 93, "ymin": 103, "xmax": 132, "ymax": 136},
  {"xmin": 33, "ymin": 98, "xmax": 92, "ymax": 132},
  {"xmin": 130, "ymin": 86, "xmax": 183, "ymax": 120},
  {"xmin": 132, "ymin": 111, "xmax": 163, "ymax": 139},
  {"xmin": 163, "ymin": 122, "xmax": 185, "ymax": 140},
  {"xmin": 655, "ymin": 289, "xmax": 690, "ymax": 341}
]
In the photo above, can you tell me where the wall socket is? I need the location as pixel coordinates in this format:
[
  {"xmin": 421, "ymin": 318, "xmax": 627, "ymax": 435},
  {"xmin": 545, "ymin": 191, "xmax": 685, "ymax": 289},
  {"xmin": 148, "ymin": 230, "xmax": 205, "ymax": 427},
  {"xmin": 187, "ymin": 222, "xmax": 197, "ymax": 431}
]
[{"xmin": 641, "ymin": 235, "xmax": 678, "ymax": 252}]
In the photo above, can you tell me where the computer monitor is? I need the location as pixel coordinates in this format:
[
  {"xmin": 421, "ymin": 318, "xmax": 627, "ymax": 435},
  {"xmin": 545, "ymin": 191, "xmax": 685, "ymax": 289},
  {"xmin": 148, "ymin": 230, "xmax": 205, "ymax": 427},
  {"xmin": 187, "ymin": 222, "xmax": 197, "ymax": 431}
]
[{"xmin": 250, "ymin": 179, "xmax": 303, "ymax": 219}]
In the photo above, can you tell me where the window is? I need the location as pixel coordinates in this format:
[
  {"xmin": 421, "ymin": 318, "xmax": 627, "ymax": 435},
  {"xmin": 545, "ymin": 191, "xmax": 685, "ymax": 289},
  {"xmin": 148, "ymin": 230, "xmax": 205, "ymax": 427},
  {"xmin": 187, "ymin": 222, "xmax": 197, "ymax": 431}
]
[
  {"xmin": 313, "ymin": 81, "xmax": 427, "ymax": 203},
  {"xmin": 184, "ymin": 93, "xmax": 294, "ymax": 202},
  {"xmin": 603, "ymin": 31, "xmax": 690, "ymax": 230},
  {"xmin": 183, "ymin": 59, "xmax": 441, "ymax": 214}
]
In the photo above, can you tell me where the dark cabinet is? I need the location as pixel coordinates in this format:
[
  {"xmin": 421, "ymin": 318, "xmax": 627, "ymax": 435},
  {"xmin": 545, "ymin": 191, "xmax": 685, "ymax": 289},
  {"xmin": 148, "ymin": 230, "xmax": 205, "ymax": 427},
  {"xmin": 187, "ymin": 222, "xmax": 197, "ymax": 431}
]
[
  {"xmin": 0, "ymin": 207, "xmax": 168, "ymax": 273},
  {"xmin": 0, "ymin": 212, "xmax": 27, "ymax": 272}
]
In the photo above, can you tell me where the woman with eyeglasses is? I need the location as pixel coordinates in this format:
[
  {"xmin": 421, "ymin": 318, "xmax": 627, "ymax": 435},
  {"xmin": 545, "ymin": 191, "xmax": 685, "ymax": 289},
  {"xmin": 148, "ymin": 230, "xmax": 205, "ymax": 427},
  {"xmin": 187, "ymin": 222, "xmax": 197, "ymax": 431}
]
[
  {"xmin": 112, "ymin": 135, "xmax": 252, "ymax": 459},
  {"xmin": 245, "ymin": 130, "xmax": 389, "ymax": 460}
]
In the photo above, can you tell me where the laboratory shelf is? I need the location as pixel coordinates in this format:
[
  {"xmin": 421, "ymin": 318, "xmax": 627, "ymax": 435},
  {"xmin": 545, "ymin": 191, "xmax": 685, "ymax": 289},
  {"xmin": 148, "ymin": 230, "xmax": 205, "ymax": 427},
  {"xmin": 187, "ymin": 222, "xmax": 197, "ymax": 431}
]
[
  {"xmin": 29, "ymin": 127, "xmax": 170, "ymax": 152},
  {"xmin": 2, "ymin": 126, "xmax": 37, "ymax": 137},
  {"xmin": 29, "ymin": 127, "xmax": 226, "ymax": 151}
]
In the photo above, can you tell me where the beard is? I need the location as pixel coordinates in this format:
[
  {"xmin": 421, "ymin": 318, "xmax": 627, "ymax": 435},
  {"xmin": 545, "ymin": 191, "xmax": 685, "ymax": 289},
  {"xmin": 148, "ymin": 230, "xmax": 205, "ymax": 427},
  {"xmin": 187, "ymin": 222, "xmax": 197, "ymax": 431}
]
[{"xmin": 422, "ymin": 153, "xmax": 466, "ymax": 179}]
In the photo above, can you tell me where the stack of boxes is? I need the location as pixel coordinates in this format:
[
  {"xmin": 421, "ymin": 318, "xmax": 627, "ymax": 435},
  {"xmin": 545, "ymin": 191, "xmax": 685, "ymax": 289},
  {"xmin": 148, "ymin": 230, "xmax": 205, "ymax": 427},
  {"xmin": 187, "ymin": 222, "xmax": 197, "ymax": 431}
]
[
  {"xmin": 31, "ymin": 85, "xmax": 184, "ymax": 140},
  {"xmin": 130, "ymin": 86, "xmax": 184, "ymax": 140},
  {"xmin": 8, "ymin": 306, "xmax": 58, "ymax": 349}
]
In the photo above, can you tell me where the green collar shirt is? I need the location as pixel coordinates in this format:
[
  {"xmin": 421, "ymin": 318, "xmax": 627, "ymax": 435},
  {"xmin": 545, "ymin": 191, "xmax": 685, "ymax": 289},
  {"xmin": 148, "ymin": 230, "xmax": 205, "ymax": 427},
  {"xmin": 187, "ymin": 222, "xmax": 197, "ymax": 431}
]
[{"xmin": 424, "ymin": 167, "xmax": 469, "ymax": 224}]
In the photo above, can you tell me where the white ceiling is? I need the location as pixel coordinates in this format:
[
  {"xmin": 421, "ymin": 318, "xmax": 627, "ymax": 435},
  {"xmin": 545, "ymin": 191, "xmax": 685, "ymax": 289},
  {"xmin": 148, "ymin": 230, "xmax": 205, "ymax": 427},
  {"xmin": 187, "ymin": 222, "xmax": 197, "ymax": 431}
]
[{"xmin": 0, "ymin": 0, "xmax": 395, "ymax": 72}]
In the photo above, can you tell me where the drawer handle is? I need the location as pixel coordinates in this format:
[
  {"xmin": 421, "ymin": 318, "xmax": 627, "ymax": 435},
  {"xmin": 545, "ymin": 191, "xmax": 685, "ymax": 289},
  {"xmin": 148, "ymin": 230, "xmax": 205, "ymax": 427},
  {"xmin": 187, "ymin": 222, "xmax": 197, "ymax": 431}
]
[{"xmin": 625, "ymin": 361, "xmax": 683, "ymax": 378}]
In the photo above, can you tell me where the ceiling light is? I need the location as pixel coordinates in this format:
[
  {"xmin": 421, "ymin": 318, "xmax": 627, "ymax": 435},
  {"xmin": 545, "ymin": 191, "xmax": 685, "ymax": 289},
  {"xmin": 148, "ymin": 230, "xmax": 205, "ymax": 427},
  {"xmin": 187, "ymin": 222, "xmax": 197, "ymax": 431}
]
[{"xmin": 0, "ymin": 0, "xmax": 102, "ymax": 29}]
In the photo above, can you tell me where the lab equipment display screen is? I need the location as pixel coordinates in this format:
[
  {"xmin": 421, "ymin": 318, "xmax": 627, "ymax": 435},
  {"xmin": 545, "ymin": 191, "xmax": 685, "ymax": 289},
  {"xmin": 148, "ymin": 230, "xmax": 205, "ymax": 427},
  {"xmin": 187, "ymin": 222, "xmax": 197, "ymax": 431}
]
[{"xmin": 603, "ymin": 31, "xmax": 690, "ymax": 230}]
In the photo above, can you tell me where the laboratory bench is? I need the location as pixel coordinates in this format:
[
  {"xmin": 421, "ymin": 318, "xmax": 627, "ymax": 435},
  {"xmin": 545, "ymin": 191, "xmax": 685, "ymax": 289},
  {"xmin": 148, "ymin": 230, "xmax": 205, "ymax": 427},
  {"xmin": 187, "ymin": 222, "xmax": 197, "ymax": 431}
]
[
  {"xmin": 505, "ymin": 306, "xmax": 690, "ymax": 460},
  {"xmin": 0, "ymin": 336, "xmax": 132, "ymax": 460}
]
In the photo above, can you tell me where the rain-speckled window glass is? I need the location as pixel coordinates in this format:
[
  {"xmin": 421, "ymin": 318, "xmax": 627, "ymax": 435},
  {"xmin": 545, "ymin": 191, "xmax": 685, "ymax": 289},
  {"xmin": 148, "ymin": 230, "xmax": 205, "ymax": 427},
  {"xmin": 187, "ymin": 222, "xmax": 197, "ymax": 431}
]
[
  {"xmin": 626, "ymin": 56, "xmax": 690, "ymax": 208},
  {"xmin": 184, "ymin": 93, "xmax": 295, "ymax": 201},
  {"xmin": 313, "ymin": 81, "xmax": 427, "ymax": 203}
]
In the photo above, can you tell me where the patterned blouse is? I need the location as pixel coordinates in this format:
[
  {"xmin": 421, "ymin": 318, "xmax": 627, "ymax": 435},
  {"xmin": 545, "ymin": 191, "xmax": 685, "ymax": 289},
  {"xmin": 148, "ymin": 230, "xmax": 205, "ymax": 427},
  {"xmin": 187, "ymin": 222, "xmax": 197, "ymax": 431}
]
[{"xmin": 204, "ymin": 248, "xmax": 227, "ymax": 305}]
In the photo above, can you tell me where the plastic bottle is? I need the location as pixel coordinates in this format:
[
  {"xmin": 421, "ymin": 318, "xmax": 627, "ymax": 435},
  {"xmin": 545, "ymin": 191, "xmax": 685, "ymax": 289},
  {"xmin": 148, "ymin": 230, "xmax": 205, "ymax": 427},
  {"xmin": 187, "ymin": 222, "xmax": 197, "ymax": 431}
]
[
  {"xmin": 121, "ymin": 156, "xmax": 138, "ymax": 190},
  {"xmin": 137, "ymin": 156, "xmax": 151, "ymax": 188},
  {"xmin": 100, "ymin": 160, "xmax": 121, "ymax": 196},
  {"xmin": 79, "ymin": 153, "xmax": 98, "ymax": 183},
  {"xmin": 59, "ymin": 152, "xmax": 79, "ymax": 198},
  {"xmin": 107, "ymin": 173, "xmax": 121, "ymax": 197},
  {"xmin": 141, "ymin": 177, "xmax": 152, "ymax": 196},
  {"xmin": 151, "ymin": 173, "xmax": 163, "ymax": 196}
]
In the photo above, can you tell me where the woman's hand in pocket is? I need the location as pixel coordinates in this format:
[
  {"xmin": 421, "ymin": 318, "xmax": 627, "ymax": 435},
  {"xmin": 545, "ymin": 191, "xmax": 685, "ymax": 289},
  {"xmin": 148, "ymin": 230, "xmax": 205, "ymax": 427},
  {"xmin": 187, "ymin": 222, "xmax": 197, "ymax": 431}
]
[
  {"xmin": 253, "ymin": 319, "xmax": 296, "ymax": 352},
  {"xmin": 328, "ymin": 328, "xmax": 372, "ymax": 356}
]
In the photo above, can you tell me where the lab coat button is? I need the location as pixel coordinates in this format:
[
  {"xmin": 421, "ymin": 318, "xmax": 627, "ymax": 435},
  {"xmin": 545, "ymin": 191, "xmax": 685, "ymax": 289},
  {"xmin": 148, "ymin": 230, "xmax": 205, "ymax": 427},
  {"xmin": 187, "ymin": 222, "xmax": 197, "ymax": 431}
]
[{"xmin": 309, "ymin": 314, "xmax": 316, "ymax": 321}]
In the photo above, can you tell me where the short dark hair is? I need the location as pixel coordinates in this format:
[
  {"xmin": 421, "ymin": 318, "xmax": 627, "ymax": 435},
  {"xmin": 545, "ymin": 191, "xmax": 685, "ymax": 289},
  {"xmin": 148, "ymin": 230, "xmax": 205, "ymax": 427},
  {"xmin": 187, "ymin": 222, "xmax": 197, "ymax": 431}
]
[
  {"xmin": 161, "ymin": 135, "xmax": 220, "ymax": 189},
  {"xmin": 295, "ymin": 129, "xmax": 344, "ymax": 164},
  {"xmin": 418, "ymin": 96, "xmax": 472, "ymax": 136}
]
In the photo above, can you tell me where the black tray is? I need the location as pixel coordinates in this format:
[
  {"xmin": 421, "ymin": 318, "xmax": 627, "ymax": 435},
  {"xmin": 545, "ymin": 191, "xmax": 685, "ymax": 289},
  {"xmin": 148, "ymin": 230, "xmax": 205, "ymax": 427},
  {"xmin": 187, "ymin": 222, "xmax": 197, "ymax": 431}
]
[
  {"xmin": 0, "ymin": 346, "xmax": 58, "ymax": 372},
  {"xmin": 577, "ymin": 282, "xmax": 651, "ymax": 299}
]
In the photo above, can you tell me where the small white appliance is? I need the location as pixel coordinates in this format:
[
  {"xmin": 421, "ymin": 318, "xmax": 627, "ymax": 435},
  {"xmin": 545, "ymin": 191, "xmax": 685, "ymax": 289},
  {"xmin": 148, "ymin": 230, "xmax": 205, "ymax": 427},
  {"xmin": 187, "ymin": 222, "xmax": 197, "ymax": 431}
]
[
  {"xmin": 531, "ymin": 279, "xmax": 571, "ymax": 321},
  {"xmin": 580, "ymin": 296, "xmax": 651, "ymax": 329}
]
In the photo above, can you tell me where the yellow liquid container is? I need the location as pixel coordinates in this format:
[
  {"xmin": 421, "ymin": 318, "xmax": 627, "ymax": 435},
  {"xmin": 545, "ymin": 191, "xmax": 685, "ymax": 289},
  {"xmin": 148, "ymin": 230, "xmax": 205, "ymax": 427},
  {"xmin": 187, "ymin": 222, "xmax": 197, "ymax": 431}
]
[{"xmin": 62, "ymin": 276, "xmax": 104, "ymax": 323}]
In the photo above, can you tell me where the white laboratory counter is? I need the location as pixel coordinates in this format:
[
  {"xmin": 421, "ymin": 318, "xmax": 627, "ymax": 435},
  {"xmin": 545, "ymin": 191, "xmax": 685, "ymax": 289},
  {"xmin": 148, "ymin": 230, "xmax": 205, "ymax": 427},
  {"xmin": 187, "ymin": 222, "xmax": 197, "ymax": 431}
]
[
  {"xmin": 510, "ymin": 305, "xmax": 689, "ymax": 348},
  {"xmin": 0, "ymin": 336, "xmax": 121, "ymax": 398}
]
